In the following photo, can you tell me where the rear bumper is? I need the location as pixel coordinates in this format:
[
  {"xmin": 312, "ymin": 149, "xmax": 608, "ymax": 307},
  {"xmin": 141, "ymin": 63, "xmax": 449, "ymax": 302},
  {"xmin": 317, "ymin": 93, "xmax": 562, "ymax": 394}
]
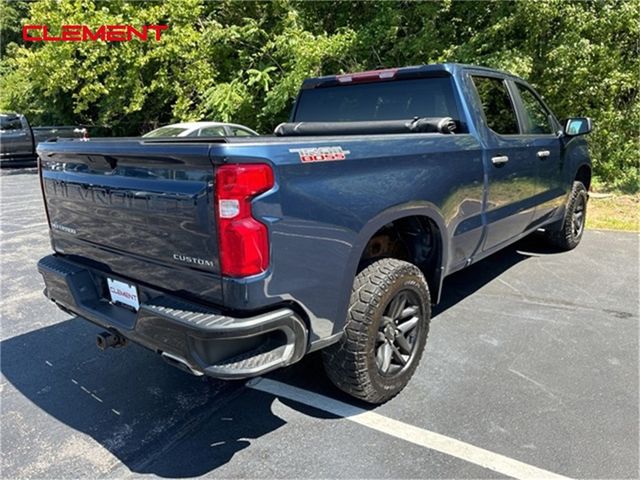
[{"xmin": 37, "ymin": 254, "xmax": 308, "ymax": 379}]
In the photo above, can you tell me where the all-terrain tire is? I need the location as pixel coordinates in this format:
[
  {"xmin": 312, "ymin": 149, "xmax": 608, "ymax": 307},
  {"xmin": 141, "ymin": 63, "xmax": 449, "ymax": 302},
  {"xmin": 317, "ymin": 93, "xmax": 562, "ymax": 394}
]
[
  {"xmin": 545, "ymin": 181, "xmax": 588, "ymax": 251},
  {"xmin": 322, "ymin": 258, "xmax": 431, "ymax": 404}
]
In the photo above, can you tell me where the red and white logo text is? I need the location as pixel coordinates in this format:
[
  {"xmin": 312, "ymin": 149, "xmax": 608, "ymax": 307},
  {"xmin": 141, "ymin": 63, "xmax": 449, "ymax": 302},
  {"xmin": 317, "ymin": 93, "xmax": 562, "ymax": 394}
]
[
  {"xmin": 109, "ymin": 287, "xmax": 136, "ymax": 300},
  {"xmin": 289, "ymin": 146, "xmax": 350, "ymax": 163},
  {"xmin": 23, "ymin": 25, "xmax": 168, "ymax": 42}
]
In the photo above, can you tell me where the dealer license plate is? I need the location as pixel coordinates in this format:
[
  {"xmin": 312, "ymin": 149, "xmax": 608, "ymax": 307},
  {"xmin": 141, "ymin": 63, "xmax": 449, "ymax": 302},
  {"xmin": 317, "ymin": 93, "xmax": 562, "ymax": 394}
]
[{"xmin": 107, "ymin": 278, "xmax": 140, "ymax": 311}]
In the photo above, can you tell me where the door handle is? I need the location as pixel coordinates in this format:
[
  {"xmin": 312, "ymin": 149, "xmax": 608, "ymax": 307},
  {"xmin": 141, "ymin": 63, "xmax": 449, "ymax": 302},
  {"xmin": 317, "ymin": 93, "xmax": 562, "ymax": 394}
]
[
  {"xmin": 491, "ymin": 155, "xmax": 509, "ymax": 166},
  {"xmin": 537, "ymin": 150, "xmax": 551, "ymax": 158}
]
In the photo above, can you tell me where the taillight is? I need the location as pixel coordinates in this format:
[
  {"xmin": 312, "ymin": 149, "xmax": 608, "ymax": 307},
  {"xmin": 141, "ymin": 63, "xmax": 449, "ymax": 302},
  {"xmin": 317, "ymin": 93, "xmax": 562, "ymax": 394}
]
[{"xmin": 215, "ymin": 163, "xmax": 274, "ymax": 277}]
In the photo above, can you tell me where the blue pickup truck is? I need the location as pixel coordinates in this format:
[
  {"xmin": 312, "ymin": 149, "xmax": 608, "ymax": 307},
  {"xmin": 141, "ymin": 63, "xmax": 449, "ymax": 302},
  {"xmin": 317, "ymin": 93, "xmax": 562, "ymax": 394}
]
[{"xmin": 36, "ymin": 64, "xmax": 592, "ymax": 403}]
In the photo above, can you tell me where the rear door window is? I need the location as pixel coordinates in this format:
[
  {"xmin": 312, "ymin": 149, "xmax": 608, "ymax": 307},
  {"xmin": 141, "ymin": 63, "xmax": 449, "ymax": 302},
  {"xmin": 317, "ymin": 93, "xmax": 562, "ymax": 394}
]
[{"xmin": 472, "ymin": 76, "xmax": 520, "ymax": 135}]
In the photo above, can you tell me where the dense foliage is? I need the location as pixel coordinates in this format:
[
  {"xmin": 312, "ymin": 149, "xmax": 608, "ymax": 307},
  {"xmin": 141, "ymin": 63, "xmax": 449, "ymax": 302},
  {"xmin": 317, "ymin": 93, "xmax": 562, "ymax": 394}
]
[{"xmin": 1, "ymin": 0, "xmax": 638, "ymax": 190}]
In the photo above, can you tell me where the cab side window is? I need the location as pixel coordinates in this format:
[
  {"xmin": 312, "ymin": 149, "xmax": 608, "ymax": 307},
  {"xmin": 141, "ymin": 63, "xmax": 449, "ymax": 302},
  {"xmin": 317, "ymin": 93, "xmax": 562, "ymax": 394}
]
[
  {"xmin": 0, "ymin": 116, "xmax": 23, "ymax": 131},
  {"xmin": 231, "ymin": 127, "xmax": 253, "ymax": 137},
  {"xmin": 472, "ymin": 76, "xmax": 520, "ymax": 135},
  {"xmin": 516, "ymin": 85, "xmax": 554, "ymax": 134},
  {"xmin": 196, "ymin": 126, "xmax": 226, "ymax": 136}
]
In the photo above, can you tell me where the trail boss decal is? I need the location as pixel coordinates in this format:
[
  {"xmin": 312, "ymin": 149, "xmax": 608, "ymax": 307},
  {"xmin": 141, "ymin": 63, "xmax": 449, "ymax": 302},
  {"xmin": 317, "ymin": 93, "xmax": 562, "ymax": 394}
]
[{"xmin": 289, "ymin": 146, "xmax": 350, "ymax": 163}]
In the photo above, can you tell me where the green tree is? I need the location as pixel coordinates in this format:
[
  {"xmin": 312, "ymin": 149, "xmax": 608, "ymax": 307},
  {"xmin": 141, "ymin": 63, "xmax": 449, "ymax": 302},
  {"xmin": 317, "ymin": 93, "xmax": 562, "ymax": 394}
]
[
  {"xmin": 295, "ymin": 0, "xmax": 639, "ymax": 190},
  {"xmin": 1, "ymin": 0, "xmax": 211, "ymax": 133},
  {"xmin": 1, "ymin": 0, "xmax": 637, "ymax": 190}
]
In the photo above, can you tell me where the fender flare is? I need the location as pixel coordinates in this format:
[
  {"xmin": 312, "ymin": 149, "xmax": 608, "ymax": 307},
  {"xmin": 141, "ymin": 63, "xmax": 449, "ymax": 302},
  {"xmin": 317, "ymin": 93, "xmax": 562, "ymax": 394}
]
[
  {"xmin": 332, "ymin": 202, "xmax": 449, "ymax": 335},
  {"xmin": 562, "ymin": 136, "xmax": 591, "ymax": 186},
  {"xmin": 574, "ymin": 162, "xmax": 592, "ymax": 184}
]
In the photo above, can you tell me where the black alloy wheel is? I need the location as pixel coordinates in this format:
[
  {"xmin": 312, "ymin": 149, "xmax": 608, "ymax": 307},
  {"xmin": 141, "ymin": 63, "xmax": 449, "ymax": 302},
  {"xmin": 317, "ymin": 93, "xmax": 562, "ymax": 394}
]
[{"xmin": 375, "ymin": 289, "xmax": 423, "ymax": 376}]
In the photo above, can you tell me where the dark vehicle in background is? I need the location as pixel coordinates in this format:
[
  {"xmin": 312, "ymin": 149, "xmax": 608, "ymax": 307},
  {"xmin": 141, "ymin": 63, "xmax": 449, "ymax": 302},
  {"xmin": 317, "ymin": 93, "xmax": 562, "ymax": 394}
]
[
  {"xmin": 36, "ymin": 63, "xmax": 593, "ymax": 404},
  {"xmin": 0, "ymin": 113, "xmax": 86, "ymax": 167}
]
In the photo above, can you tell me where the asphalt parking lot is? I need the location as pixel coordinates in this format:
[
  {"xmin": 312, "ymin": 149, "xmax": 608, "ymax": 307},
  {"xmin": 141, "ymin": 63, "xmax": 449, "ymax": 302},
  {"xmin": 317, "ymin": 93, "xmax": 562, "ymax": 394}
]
[{"xmin": 1, "ymin": 168, "xmax": 638, "ymax": 479}]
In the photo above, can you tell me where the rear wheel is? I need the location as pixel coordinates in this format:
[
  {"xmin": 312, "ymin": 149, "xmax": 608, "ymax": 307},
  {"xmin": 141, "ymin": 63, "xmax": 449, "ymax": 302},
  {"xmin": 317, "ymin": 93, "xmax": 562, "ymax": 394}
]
[
  {"xmin": 544, "ymin": 181, "xmax": 588, "ymax": 250},
  {"xmin": 322, "ymin": 258, "xmax": 431, "ymax": 404}
]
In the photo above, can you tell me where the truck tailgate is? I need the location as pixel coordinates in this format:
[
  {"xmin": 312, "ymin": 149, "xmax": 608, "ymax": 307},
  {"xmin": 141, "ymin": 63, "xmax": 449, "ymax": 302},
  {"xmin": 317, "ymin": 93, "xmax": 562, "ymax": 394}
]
[{"xmin": 38, "ymin": 139, "xmax": 223, "ymax": 304}]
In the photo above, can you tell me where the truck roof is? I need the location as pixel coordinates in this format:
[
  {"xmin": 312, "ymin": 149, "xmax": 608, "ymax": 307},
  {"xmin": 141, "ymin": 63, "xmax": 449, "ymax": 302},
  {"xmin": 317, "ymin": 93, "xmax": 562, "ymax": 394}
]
[{"xmin": 301, "ymin": 63, "xmax": 520, "ymax": 89}]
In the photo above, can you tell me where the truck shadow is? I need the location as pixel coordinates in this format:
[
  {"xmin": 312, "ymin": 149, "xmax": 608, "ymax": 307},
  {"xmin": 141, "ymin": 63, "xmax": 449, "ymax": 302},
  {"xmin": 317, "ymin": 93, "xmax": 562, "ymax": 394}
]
[
  {"xmin": 1, "ymin": 318, "xmax": 282, "ymax": 477},
  {"xmin": 433, "ymin": 232, "xmax": 560, "ymax": 316},
  {"xmin": 1, "ymin": 233, "xmax": 556, "ymax": 477}
]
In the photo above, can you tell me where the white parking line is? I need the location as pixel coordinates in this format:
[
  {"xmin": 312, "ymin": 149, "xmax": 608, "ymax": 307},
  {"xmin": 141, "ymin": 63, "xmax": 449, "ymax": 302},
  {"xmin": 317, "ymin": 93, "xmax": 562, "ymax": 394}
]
[{"xmin": 248, "ymin": 378, "xmax": 571, "ymax": 480}]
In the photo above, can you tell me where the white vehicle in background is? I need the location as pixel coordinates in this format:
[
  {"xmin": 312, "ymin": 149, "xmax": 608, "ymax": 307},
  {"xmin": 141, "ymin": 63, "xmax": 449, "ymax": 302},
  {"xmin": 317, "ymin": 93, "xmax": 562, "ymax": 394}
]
[{"xmin": 142, "ymin": 122, "xmax": 259, "ymax": 138}]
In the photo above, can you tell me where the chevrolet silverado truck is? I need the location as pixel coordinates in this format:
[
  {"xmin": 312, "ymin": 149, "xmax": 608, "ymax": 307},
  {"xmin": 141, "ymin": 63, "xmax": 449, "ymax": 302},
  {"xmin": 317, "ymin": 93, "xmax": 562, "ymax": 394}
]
[
  {"xmin": 0, "ymin": 112, "xmax": 86, "ymax": 167},
  {"xmin": 36, "ymin": 64, "xmax": 592, "ymax": 403}
]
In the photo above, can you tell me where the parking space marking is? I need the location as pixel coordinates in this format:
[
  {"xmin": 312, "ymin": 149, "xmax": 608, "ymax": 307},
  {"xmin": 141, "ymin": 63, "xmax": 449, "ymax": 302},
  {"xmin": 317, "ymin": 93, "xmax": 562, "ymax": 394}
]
[
  {"xmin": 249, "ymin": 378, "xmax": 571, "ymax": 480},
  {"xmin": 70, "ymin": 377, "xmax": 121, "ymax": 416}
]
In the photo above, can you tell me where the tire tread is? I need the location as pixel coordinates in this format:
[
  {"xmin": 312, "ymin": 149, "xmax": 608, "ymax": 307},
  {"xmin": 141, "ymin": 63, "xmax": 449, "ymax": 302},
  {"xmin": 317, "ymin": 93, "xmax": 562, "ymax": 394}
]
[
  {"xmin": 545, "ymin": 181, "xmax": 588, "ymax": 251},
  {"xmin": 322, "ymin": 258, "xmax": 431, "ymax": 404}
]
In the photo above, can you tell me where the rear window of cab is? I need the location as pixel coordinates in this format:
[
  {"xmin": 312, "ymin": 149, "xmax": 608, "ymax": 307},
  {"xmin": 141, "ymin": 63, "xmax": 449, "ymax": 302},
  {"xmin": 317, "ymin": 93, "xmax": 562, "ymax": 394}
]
[{"xmin": 294, "ymin": 76, "xmax": 462, "ymax": 126}]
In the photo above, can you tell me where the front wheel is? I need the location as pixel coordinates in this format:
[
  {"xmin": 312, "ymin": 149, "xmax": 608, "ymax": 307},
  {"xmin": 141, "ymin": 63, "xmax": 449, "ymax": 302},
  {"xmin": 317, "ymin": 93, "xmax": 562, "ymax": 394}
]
[
  {"xmin": 322, "ymin": 258, "xmax": 431, "ymax": 404},
  {"xmin": 544, "ymin": 181, "xmax": 588, "ymax": 251}
]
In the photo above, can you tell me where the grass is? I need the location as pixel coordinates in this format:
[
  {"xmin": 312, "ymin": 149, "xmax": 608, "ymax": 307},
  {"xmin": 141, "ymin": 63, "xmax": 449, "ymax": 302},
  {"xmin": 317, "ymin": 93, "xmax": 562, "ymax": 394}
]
[{"xmin": 587, "ymin": 192, "xmax": 639, "ymax": 232}]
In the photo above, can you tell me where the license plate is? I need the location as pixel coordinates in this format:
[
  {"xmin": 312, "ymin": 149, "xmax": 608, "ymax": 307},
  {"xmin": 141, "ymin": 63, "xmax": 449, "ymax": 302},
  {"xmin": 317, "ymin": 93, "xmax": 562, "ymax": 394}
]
[{"xmin": 107, "ymin": 278, "xmax": 140, "ymax": 311}]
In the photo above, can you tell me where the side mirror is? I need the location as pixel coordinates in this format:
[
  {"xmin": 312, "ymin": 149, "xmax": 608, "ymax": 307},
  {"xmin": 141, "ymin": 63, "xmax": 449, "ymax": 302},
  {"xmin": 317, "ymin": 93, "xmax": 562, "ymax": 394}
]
[{"xmin": 563, "ymin": 117, "xmax": 592, "ymax": 136}]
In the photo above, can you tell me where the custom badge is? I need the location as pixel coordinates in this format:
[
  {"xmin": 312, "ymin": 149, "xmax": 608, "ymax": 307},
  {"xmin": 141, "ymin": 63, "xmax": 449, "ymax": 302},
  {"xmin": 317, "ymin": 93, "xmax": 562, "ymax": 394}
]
[{"xmin": 289, "ymin": 146, "xmax": 350, "ymax": 163}]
